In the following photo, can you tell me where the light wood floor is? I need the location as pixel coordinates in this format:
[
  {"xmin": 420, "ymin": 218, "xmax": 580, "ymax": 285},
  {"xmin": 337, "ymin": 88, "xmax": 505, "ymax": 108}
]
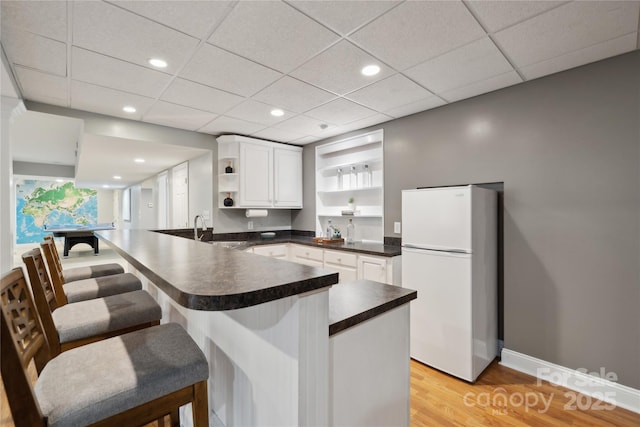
[{"xmin": 2, "ymin": 358, "xmax": 638, "ymax": 426}]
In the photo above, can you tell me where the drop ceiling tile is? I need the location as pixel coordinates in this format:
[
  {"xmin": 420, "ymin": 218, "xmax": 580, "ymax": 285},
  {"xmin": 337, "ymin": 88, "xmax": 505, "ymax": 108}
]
[
  {"xmin": 110, "ymin": 0, "xmax": 234, "ymax": 39},
  {"xmin": 274, "ymin": 114, "xmax": 338, "ymax": 137},
  {"xmin": 519, "ymin": 33, "xmax": 638, "ymax": 81},
  {"xmin": 494, "ymin": 1, "xmax": 640, "ymax": 68},
  {"xmin": 71, "ymin": 47, "xmax": 171, "ymax": 99},
  {"xmin": 15, "ymin": 66, "xmax": 68, "ymax": 105},
  {"xmin": 305, "ymin": 98, "xmax": 378, "ymax": 126},
  {"xmin": 1, "ymin": 28, "xmax": 67, "ymax": 76},
  {"xmin": 162, "ymin": 78, "xmax": 244, "ymax": 115},
  {"xmin": 252, "ymin": 76, "xmax": 335, "ymax": 113},
  {"xmin": 441, "ymin": 71, "xmax": 522, "ymax": 103},
  {"xmin": 251, "ymin": 127, "xmax": 305, "ymax": 143},
  {"xmin": 73, "ymin": 1, "xmax": 199, "ymax": 74},
  {"xmin": 198, "ymin": 115, "xmax": 266, "ymax": 135},
  {"xmin": 71, "ymin": 81, "xmax": 155, "ymax": 121},
  {"xmin": 290, "ymin": 135, "xmax": 320, "ymax": 145},
  {"xmin": 180, "ymin": 43, "xmax": 282, "ymax": 97},
  {"xmin": 225, "ymin": 100, "xmax": 295, "ymax": 126},
  {"xmin": 143, "ymin": 101, "xmax": 217, "ymax": 131},
  {"xmin": 1, "ymin": 0, "xmax": 67, "ymax": 41},
  {"xmin": 350, "ymin": 1, "xmax": 486, "ymax": 70},
  {"xmin": 466, "ymin": 1, "xmax": 567, "ymax": 33},
  {"xmin": 287, "ymin": 0, "xmax": 400, "ymax": 35},
  {"xmin": 335, "ymin": 113, "xmax": 392, "ymax": 135},
  {"xmin": 346, "ymin": 74, "xmax": 433, "ymax": 112},
  {"xmin": 209, "ymin": 1, "xmax": 340, "ymax": 73},
  {"xmin": 290, "ymin": 40, "xmax": 395, "ymax": 95},
  {"xmin": 405, "ymin": 38, "xmax": 514, "ymax": 94},
  {"xmin": 384, "ymin": 96, "xmax": 446, "ymax": 119}
]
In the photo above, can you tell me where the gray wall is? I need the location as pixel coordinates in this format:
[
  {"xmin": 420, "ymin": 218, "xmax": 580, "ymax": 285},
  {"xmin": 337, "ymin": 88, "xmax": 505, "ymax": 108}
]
[{"xmin": 296, "ymin": 51, "xmax": 640, "ymax": 389}]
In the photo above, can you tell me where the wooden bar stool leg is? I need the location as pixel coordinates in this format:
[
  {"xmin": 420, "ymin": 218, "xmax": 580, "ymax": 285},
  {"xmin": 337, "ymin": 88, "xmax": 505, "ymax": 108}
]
[{"xmin": 192, "ymin": 381, "xmax": 209, "ymax": 426}]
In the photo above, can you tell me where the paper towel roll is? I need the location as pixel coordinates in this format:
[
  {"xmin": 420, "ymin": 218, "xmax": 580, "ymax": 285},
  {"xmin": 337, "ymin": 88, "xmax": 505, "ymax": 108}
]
[{"xmin": 246, "ymin": 209, "xmax": 268, "ymax": 218}]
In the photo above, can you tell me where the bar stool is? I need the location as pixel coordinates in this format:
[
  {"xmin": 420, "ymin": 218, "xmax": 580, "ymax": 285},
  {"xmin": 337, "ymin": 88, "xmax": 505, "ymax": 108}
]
[
  {"xmin": 1, "ymin": 267, "xmax": 209, "ymax": 426},
  {"xmin": 43, "ymin": 235, "xmax": 125, "ymax": 280},
  {"xmin": 41, "ymin": 239, "xmax": 142, "ymax": 304},
  {"xmin": 21, "ymin": 249, "xmax": 161, "ymax": 360}
]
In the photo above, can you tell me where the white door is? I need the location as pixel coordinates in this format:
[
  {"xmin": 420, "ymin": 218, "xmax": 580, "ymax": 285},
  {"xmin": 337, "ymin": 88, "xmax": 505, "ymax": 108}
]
[
  {"xmin": 171, "ymin": 162, "xmax": 189, "ymax": 228},
  {"xmin": 240, "ymin": 142, "xmax": 272, "ymax": 207},
  {"xmin": 402, "ymin": 247, "xmax": 473, "ymax": 381},
  {"xmin": 274, "ymin": 148, "xmax": 302, "ymax": 208},
  {"xmin": 156, "ymin": 171, "xmax": 168, "ymax": 229},
  {"xmin": 402, "ymin": 187, "xmax": 471, "ymax": 252},
  {"xmin": 358, "ymin": 255, "xmax": 387, "ymax": 283}
]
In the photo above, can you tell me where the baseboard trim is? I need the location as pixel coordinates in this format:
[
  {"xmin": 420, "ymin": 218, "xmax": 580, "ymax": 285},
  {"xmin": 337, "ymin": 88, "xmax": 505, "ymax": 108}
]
[{"xmin": 500, "ymin": 348, "xmax": 640, "ymax": 414}]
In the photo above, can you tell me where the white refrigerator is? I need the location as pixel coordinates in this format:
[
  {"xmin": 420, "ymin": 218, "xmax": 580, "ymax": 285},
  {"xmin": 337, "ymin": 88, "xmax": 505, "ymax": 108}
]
[{"xmin": 401, "ymin": 185, "xmax": 497, "ymax": 382}]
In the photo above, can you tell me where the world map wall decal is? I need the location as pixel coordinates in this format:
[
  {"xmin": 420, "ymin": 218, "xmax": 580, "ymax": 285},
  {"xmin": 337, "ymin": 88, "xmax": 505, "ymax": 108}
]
[{"xmin": 16, "ymin": 180, "xmax": 98, "ymax": 244}]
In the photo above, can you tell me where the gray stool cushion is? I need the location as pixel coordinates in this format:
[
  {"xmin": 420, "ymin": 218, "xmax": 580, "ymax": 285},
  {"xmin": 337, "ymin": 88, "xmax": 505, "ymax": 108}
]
[
  {"xmin": 35, "ymin": 323, "xmax": 209, "ymax": 427},
  {"xmin": 52, "ymin": 290, "xmax": 161, "ymax": 343},
  {"xmin": 62, "ymin": 263, "xmax": 125, "ymax": 282},
  {"xmin": 64, "ymin": 272, "xmax": 141, "ymax": 303}
]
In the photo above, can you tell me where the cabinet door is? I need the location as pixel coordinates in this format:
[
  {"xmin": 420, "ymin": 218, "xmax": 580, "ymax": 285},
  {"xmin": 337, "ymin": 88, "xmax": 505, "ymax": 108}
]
[
  {"xmin": 274, "ymin": 148, "xmax": 302, "ymax": 208},
  {"xmin": 239, "ymin": 142, "xmax": 272, "ymax": 207},
  {"xmin": 324, "ymin": 250, "xmax": 357, "ymax": 284},
  {"xmin": 358, "ymin": 255, "xmax": 388, "ymax": 283}
]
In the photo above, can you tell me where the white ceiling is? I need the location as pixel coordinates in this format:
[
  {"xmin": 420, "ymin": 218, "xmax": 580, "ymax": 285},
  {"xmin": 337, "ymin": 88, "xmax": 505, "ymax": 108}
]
[
  {"xmin": 2, "ymin": 0, "xmax": 639, "ymax": 185},
  {"xmin": 75, "ymin": 134, "xmax": 210, "ymax": 188}
]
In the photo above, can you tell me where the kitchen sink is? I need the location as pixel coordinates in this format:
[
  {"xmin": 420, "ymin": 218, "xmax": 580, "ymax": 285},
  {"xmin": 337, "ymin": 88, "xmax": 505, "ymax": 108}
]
[{"xmin": 207, "ymin": 241, "xmax": 246, "ymax": 249}]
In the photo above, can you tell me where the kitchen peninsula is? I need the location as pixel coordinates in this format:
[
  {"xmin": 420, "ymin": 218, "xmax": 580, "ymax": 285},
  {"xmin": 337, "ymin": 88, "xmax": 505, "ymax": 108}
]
[{"xmin": 97, "ymin": 230, "xmax": 416, "ymax": 426}]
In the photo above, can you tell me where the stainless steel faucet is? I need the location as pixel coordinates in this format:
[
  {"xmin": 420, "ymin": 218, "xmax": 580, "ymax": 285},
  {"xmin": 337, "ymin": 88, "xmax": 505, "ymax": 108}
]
[{"xmin": 193, "ymin": 215, "xmax": 207, "ymax": 241}]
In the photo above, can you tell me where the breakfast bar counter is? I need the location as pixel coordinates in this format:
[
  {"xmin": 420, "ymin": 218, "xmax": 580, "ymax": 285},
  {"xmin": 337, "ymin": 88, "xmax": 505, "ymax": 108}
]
[
  {"xmin": 97, "ymin": 230, "xmax": 414, "ymax": 427},
  {"xmin": 97, "ymin": 230, "xmax": 338, "ymax": 310}
]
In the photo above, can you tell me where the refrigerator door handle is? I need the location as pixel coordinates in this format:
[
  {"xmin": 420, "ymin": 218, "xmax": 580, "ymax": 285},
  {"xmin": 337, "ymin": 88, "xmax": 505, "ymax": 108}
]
[{"xmin": 403, "ymin": 244, "xmax": 470, "ymax": 254}]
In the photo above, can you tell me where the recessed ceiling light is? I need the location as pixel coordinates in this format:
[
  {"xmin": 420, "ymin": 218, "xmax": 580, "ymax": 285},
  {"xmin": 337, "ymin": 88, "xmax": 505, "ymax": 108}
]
[
  {"xmin": 113, "ymin": 175, "xmax": 122, "ymax": 180},
  {"xmin": 361, "ymin": 64, "xmax": 381, "ymax": 76},
  {"xmin": 122, "ymin": 106, "xmax": 136, "ymax": 113},
  {"xmin": 134, "ymin": 158, "xmax": 145, "ymax": 163},
  {"xmin": 148, "ymin": 58, "xmax": 168, "ymax": 68},
  {"xmin": 270, "ymin": 109, "xmax": 284, "ymax": 117},
  {"xmin": 103, "ymin": 184, "xmax": 110, "ymax": 188}
]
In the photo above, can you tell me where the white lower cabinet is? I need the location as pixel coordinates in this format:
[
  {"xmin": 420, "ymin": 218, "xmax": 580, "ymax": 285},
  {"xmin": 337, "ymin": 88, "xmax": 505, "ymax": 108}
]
[
  {"xmin": 252, "ymin": 244, "xmax": 288, "ymax": 259},
  {"xmin": 323, "ymin": 250, "xmax": 357, "ymax": 284},
  {"xmin": 358, "ymin": 254, "xmax": 402, "ymax": 285},
  {"xmin": 249, "ymin": 243, "xmax": 401, "ymax": 285},
  {"xmin": 290, "ymin": 245, "xmax": 324, "ymax": 267}
]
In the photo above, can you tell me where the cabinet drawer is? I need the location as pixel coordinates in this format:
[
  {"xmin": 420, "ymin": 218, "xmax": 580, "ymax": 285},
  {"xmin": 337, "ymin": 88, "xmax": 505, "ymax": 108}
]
[
  {"xmin": 291, "ymin": 245, "xmax": 324, "ymax": 262},
  {"xmin": 324, "ymin": 250, "xmax": 357, "ymax": 268},
  {"xmin": 252, "ymin": 244, "xmax": 288, "ymax": 258}
]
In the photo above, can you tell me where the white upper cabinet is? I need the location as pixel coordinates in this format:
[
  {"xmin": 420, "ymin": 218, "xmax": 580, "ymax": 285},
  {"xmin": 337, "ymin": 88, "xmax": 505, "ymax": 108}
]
[
  {"xmin": 240, "ymin": 141, "xmax": 273, "ymax": 207},
  {"xmin": 274, "ymin": 147, "xmax": 303, "ymax": 208},
  {"xmin": 217, "ymin": 135, "xmax": 302, "ymax": 209}
]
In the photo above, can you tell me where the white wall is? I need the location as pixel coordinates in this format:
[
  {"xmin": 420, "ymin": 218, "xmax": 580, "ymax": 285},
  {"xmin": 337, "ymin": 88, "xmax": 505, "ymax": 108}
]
[
  {"xmin": 97, "ymin": 189, "xmax": 114, "ymax": 224},
  {"xmin": 188, "ymin": 152, "xmax": 213, "ymax": 228},
  {"xmin": 1, "ymin": 97, "xmax": 23, "ymax": 271}
]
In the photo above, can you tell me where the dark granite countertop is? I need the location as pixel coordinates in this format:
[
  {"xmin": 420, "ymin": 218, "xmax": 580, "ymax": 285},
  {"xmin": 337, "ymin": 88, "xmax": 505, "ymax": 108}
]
[
  {"xmin": 154, "ymin": 229, "xmax": 402, "ymax": 257},
  {"xmin": 328, "ymin": 280, "xmax": 417, "ymax": 336},
  {"xmin": 244, "ymin": 236, "xmax": 402, "ymax": 257},
  {"xmin": 97, "ymin": 230, "xmax": 338, "ymax": 311}
]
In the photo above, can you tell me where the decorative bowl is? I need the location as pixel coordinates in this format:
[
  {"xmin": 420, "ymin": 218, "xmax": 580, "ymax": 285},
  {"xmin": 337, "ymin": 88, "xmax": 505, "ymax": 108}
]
[{"xmin": 260, "ymin": 232, "xmax": 276, "ymax": 239}]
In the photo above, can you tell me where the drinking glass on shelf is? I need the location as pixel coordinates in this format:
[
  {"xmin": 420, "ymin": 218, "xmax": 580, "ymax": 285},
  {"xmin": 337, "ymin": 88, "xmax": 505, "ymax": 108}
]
[{"xmin": 350, "ymin": 165, "xmax": 358, "ymax": 189}]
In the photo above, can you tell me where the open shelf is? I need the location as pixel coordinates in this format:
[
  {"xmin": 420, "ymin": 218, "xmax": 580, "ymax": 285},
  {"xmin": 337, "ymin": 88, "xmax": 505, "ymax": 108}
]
[{"xmin": 317, "ymin": 186, "xmax": 382, "ymax": 195}]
